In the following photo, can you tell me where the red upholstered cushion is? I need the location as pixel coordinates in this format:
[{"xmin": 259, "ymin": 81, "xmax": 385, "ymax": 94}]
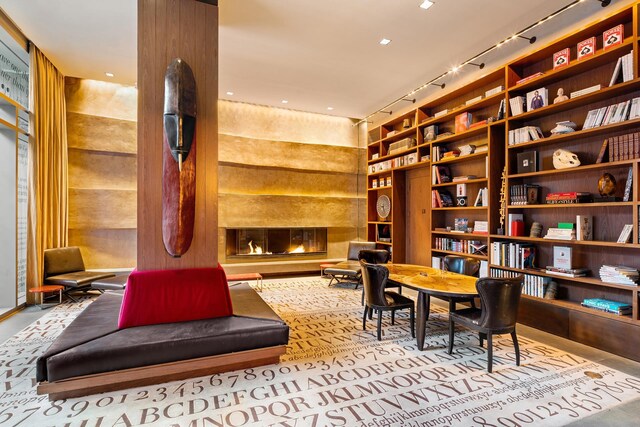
[{"xmin": 117, "ymin": 265, "xmax": 233, "ymax": 329}]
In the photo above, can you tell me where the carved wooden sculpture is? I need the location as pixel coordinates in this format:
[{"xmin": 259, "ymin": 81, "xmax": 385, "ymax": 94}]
[{"xmin": 163, "ymin": 58, "xmax": 196, "ymax": 257}]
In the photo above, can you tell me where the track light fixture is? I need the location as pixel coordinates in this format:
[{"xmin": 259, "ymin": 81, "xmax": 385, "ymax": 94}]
[
  {"xmin": 597, "ymin": 0, "xmax": 611, "ymax": 7},
  {"xmin": 379, "ymin": 110, "xmax": 393, "ymax": 115},
  {"xmin": 518, "ymin": 35, "xmax": 537, "ymax": 44},
  {"xmin": 401, "ymin": 98, "xmax": 417, "ymax": 103},
  {"xmin": 355, "ymin": 0, "xmax": 587, "ymax": 126}
]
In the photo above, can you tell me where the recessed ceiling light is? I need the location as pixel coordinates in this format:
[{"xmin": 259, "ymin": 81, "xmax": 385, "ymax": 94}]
[
  {"xmin": 419, "ymin": 0, "xmax": 434, "ymax": 10},
  {"xmin": 226, "ymin": 91, "xmax": 234, "ymax": 96},
  {"xmin": 327, "ymin": 107, "xmax": 334, "ymax": 111},
  {"xmin": 105, "ymin": 72, "xmax": 114, "ymax": 77},
  {"xmin": 281, "ymin": 100, "xmax": 289, "ymax": 104},
  {"xmin": 379, "ymin": 38, "xmax": 392, "ymax": 46}
]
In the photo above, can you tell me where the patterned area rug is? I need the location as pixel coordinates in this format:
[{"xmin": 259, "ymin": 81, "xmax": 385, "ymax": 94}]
[{"xmin": 0, "ymin": 277, "xmax": 639, "ymax": 427}]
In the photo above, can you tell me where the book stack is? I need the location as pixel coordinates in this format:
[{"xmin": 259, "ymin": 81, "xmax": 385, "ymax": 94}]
[
  {"xmin": 606, "ymin": 131, "xmax": 640, "ymax": 161},
  {"xmin": 491, "ymin": 267, "xmax": 551, "ymax": 298},
  {"xmin": 387, "ymin": 137, "xmax": 416, "ymax": 155},
  {"xmin": 508, "ymin": 126, "xmax": 544, "ymax": 145},
  {"xmin": 599, "ymin": 265, "xmax": 639, "ymax": 285},
  {"xmin": 473, "ymin": 188, "xmax": 489, "ymax": 206},
  {"xmin": 469, "ymin": 120, "xmax": 488, "ymax": 129},
  {"xmin": 570, "ymin": 84, "xmax": 602, "ymax": 99},
  {"xmin": 389, "ymin": 152, "xmax": 418, "ymax": 168},
  {"xmin": 473, "ymin": 220, "xmax": 488, "ymax": 235},
  {"xmin": 491, "ymin": 242, "xmax": 536, "ymax": 269},
  {"xmin": 545, "ymin": 192, "xmax": 592, "ymax": 204},
  {"xmin": 485, "ymin": 85, "xmax": 504, "ymax": 97},
  {"xmin": 583, "ymin": 98, "xmax": 638, "ymax": 129},
  {"xmin": 609, "ymin": 51, "xmax": 634, "ymax": 86},
  {"xmin": 545, "ymin": 266, "xmax": 589, "ymax": 277},
  {"xmin": 516, "ymin": 72, "xmax": 544, "ymax": 85},
  {"xmin": 432, "ymin": 146, "xmax": 460, "ymax": 162},
  {"xmin": 434, "ymin": 109, "xmax": 448, "ymax": 118},
  {"xmin": 452, "ymin": 175, "xmax": 477, "ymax": 182},
  {"xmin": 466, "ymin": 95, "xmax": 483, "ymax": 105},
  {"xmin": 508, "ymin": 96, "xmax": 526, "ymax": 116},
  {"xmin": 544, "ymin": 227, "xmax": 575, "ymax": 240},
  {"xmin": 581, "ymin": 298, "xmax": 632, "ymax": 315},
  {"xmin": 441, "ymin": 149, "xmax": 460, "ymax": 160}
]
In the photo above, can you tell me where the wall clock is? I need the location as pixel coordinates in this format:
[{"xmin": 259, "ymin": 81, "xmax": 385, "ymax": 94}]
[{"xmin": 376, "ymin": 195, "xmax": 391, "ymax": 221}]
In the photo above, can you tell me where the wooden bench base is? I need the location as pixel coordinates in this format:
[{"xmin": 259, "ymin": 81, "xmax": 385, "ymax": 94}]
[{"xmin": 38, "ymin": 345, "xmax": 286, "ymax": 400}]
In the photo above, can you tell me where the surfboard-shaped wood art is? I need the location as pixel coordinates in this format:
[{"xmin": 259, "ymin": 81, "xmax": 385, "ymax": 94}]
[{"xmin": 162, "ymin": 58, "xmax": 196, "ymax": 257}]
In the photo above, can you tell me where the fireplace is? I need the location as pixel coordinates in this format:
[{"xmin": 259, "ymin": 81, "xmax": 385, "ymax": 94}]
[{"xmin": 226, "ymin": 228, "xmax": 327, "ymax": 258}]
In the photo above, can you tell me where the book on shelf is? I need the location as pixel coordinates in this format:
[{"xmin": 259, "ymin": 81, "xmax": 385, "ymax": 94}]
[
  {"xmin": 581, "ymin": 298, "xmax": 631, "ymax": 315},
  {"xmin": 452, "ymin": 175, "xmax": 477, "ymax": 182},
  {"xmin": 553, "ymin": 246, "xmax": 573, "ymax": 269},
  {"xmin": 516, "ymin": 151, "xmax": 537, "ymax": 174},
  {"xmin": 607, "ymin": 131, "xmax": 640, "ymax": 161},
  {"xmin": 434, "ymin": 109, "xmax": 449, "ymax": 118},
  {"xmin": 424, "ymin": 125, "xmax": 438, "ymax": 141},
  {"xmin": 508, "ymin": 96, "xmax": 526, "ymax": 116},
  {"xmin": 432, "ymin": 256, "xmax": 443, "ymax": 270},
  {"xmin": 603, "ymin": 24, "xmax": 623, "ymax": 51},
  {"xmin": 508, "ymin": 126, "xmax": 544, "ymax": 145},
  {"xmin": 507, "ymin": 213, "xmax": 523, "ymax": 236},
  {"xmin": 553, "ymin": 48, "xmax": 570, "ymax": 69},
  {"xmin": 458, "ymin": 144, "xmax": 476, "ymax": 156},
  {"xmin": 595, "ymin": 139, "xmax": 609, "ymax": 163},
  {"xmin": 516, "ymin": 72, "xmax": 544, "ymax": 85},
  {"xmin": 570, "ymin": 84, "xmax": 601, "ymax": 99},
  {"xmin": 485, "ymin": 85, "xmax": 504, "ymax": 97},
  {"xmin": 491, "ymin": 242, "xmax": 536, "ymax": 269},
  {"xmin": 479, "ymin": 260, "xmax": 489, "ymax": 278},
  {"xmin": 454, "ymin": 218, "xmax": 468, "ymax": 232},
  {"xmin": 545, "ymin": 192, "xmax": 593, "ymax": 204},
  {"xmin": 473, "ymin": 220, "xmax": 488, "ymax": 235},
  {"xmin": 440, "ymin": 191, "xmax": 454, "ymax": 207},
  {"xmin": 475, "ymin": 145, "xmax": 488, "ymax": 153},
  {"xmin": 432, "ymin": 165, "xmax": 451, "ymax": 184},
  {"xmin": 455, "ymin": 112, "xmax": 472, "ymax": 133},
  {"xmin": 616, "ymin": 224, "xmax": 633, "ymax": 243},
  {"xmin": 456, "ymin": 183, "xmax": 467, "ymax": 198},
  {"xmin": 496, "ymin": 99, "xmax": 505, "ymax": 120},
  {"xmin": 544, "ymin": 227, "xmax": 575, "ymax": 240},
  {"xmin": 576, "ymin": 215, "xmax": 593, "ymax": 241},
  {"xmin": 546, "ymin": 266, "xmax": 589, "ymax": 278},
  {"xmin": 442, "ymin": 149, "xmax": 461, "ymax": 159},
  {"xmin": 599, "ymin": 265, "xmax": 639, "ymax": 286},
  {"xmin": 469, "ymin": 120, "xmax": 488, "ymax": 129},
  {"xmin": 492, "ymin": 268, "xmax": 552, "ymax": 298},
  {"xmin": 577, "ymin": 36, "xmax": 596, "ymax": 60},
  {"xmin": 623, "ymin": 167, "xmax": 633, "ymax": 202},
  {"xmin": 608, "ymin": 51, "xmax": 634, "ymax": 86},
  {"xmin": 466, "ymin": 95, "xmax": 483, "ymax": 105},
  {"xmin": 583, "ymin": 99, "xmax": 633, "ymax": 129}
]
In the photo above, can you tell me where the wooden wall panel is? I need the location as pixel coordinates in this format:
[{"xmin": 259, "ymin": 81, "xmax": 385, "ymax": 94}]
[
  {"xmin": 69, "ymin": 189, "xmax": 136, "ymax": 229},
  {"xmin": 68, "ymin": 149, "xmax": 136, "ymax": 190},
  {"xmin": 67, "ymin": 112, "xmax": 136, "ymax": 154},
  {"xmin": 68, "ymin": 229, "xmax": 136, "ymax": 269}
]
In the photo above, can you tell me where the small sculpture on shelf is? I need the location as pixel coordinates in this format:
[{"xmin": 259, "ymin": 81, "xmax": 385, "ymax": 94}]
[
  {"xmin": 553, "ymin": 88, "xmax": 569, "ymax": 104},
  {"xmin": 530, "ymin": 222, "xmax": 542, "ymax": 238},
  {"xmin": 598, "ymin": 173, "xmax": 617, "ymax": 197},
  {"xmin": 553, "ymin": 148, "xmax": 581, "ymax": 169}
]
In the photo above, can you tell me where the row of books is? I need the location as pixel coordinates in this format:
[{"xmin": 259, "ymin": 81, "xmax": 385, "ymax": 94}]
[
  {"xmin": 473, "ymin": 188, "xmax": 489, "ymax": 207},
  {"xmin": 490, "ymin": 268, "xmax": 551, "ymax": 299},
  {"xmin": 599, "ymin": 265, "xmax": 639, "ymax": 286},
  {"xmin": 367, "ymin": 152, "xmax": 419, "ymax": 174},
  {"xmin": 432, "ymin": 190, "xmax": 454, "ymax": 207},
  {"xmin": 602, "ymin": 132, "xmax": 640, "ymax": 162},
  {"xmin": 608, "ymin": 50, "xmax": 634, "ymax": 86},
  {"xmin": 583, "ymin": 98, "xmax": 640, "ymax": 129},
  {"xmin": 434, "ymin": 238, "xmax": 487, "ymax": 255},
  {"xmin": 509, "ymin": 184, "xmax": 540, "ymax": 205},
  {"xmin": 491, "ymin": 242, "xmax": 536, "ymax": 269},
  {"xmin": 432, "ymin": 165, "xmax": 451, "ymax": 184},
  {"xmin": 545, "ymin": 192, "xmax": 592, "ymax": 204},
  {"xmin": 508, "ymin": 126, "xmax": 544, "ymax": 145},
  {"xmin": 581, "ymin": 298, "xmax": 631, "ymax": 315},
  {"xmin": 432, "ymin": 146, "xmax": 460, "ymax": 162}
]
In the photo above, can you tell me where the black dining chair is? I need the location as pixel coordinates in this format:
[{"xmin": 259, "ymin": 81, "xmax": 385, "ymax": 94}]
[
  {"xmin": 443, "ymin": 255, "xmax": 480, "ymax": 276},
  {"xmin": 447, "ymin": 275, "xmax": 524, "ymax": 373},
  {"xmin": 361, "ymin": 260, "xmax": 415, "ymax": 341},
  {"xmin": 358, "ymin": 249, "xmax": 401, "ymax": 306}
]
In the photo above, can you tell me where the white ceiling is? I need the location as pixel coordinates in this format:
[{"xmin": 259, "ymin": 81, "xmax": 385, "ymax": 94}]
[{"xmin": 0, "ymin": 0, "xmax": 630, "ymax": 119}]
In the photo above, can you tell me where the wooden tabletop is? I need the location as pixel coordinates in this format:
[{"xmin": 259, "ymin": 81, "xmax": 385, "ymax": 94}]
[{"xmin": 386, "ymin": 263, "xmax": 478, "ymax": 298}]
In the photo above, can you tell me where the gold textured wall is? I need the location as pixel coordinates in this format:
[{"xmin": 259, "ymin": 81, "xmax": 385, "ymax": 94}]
[
  {"xmin": 65, "ymin": 78, "xmax": 137, "ymax": 269},
  {"xmin": 65, "ymin": 80, "xmax": 366, "ymax": 271}
]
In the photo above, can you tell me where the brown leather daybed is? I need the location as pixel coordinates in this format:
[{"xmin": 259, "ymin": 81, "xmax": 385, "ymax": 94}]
[{"xmin": 36, "ymin": 268, "xmax": 289, "ymax": 400}]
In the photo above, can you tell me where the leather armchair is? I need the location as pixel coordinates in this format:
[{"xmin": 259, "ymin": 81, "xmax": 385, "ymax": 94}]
[
  {"xmin": 43, "ymin": 247, "xmax": 115, "ymax": 302},
  {"xmin": 325, "ymin": 241, "xmax": 376, "ymax": 287},
  {"xmin": 447, "ymin": 275, "xmax": 523, "ymax": 373}
]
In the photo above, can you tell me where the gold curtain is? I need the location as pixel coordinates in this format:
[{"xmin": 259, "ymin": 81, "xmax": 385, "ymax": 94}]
[{"xmin": 26, "ymin": 46, "xmax": 68, "ymax": 301}]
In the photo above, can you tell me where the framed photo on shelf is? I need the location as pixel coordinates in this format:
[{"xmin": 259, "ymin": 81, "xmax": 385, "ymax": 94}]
[{"xmin": 526, "ymin": 87, "xmax": 548, "ymax": 112}]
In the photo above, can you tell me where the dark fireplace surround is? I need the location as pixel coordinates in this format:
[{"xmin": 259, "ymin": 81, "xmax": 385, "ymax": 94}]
[{"xmin": 226, "ymin": 228, "xmax": 327, "ymax": 259}]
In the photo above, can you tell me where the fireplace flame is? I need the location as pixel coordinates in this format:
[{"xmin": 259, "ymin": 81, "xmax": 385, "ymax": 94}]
[
  {"xmin": 248, "ymin": 240, "xmax": 263, "ymax": 255},
  {"xmin": 290, "ymin": 244, "xmax": 305, "ymax": 253}
]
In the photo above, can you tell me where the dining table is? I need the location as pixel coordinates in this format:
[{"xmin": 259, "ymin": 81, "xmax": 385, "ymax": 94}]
[{"xmin": 386, "ymin": 263, "xmax": 479, "ymax": 351}]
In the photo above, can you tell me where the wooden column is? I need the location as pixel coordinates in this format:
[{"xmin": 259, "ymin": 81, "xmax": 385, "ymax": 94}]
[{"xmin": 137, "ymin": 0, "xmax": 218, "ymax": 270}]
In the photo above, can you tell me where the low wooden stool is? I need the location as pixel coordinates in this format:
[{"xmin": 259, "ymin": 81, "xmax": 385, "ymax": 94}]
[
  {"xmin": 29, "ymin": 285, "xmax": 64, "ymax": 309},
  {"xmin": 320, "ymin": 263, "xmax": 335, "ymax": 278},
  {"xmin": 227, "ymin": 273, "xmax": 263, "ymax": 292}
]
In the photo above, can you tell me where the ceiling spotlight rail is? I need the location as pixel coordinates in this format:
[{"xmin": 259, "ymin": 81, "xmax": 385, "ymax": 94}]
[{"xmin": 355, "ymin": 0, "xmax": 594, "ymax": 126}]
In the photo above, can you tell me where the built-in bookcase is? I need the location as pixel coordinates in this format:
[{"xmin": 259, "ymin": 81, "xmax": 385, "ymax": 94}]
[{"xmin": 366, "ymin": 1, "xmax": 640, "ymax": 361}]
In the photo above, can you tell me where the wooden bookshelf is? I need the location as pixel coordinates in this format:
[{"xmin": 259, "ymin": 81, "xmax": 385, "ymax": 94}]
[{"xmin": 366, "ymin": 1, "xmax": 640, "ymax": 361}]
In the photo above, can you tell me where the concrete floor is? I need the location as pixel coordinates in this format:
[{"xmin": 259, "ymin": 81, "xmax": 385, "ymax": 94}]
[{"xmin": 1, "ymin": 292, "xmax": 639, "ymax": 426}]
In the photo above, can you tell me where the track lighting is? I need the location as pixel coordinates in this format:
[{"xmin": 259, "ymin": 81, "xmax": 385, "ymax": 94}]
[
  {"xmin": 518, "ymin": 35, "xmax": 537, "ymax": 44},
  {"xmin": 468, "ymin": 62, "xmax": 485, "ymax": 69},
  {"xmin": 597, "ymin": 0, "xmax": 611, "ymax": 7}
]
